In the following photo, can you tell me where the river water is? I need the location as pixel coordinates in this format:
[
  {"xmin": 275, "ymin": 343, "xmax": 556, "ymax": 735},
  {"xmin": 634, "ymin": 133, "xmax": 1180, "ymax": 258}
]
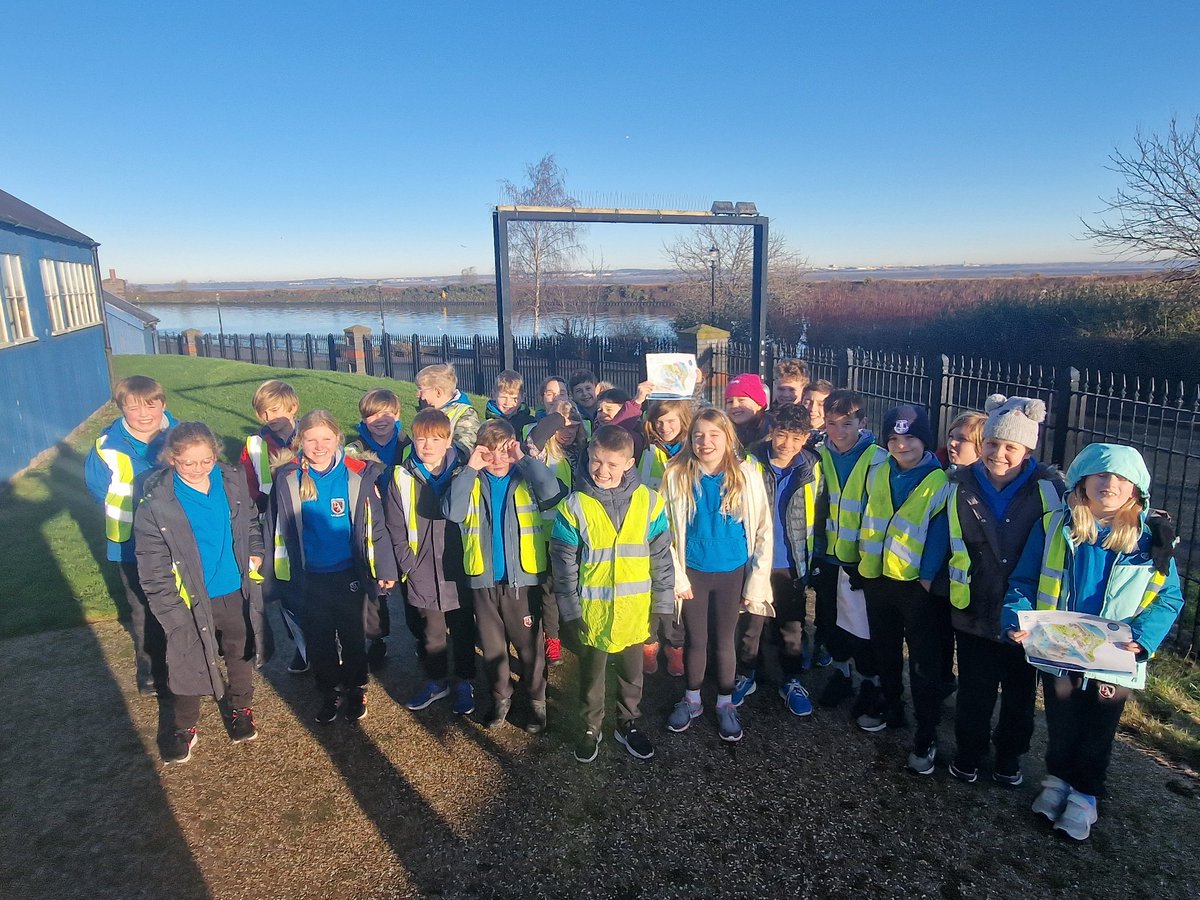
[{"xmin": 141, "ymin": 300, "xmax": 676, "ymax": 338}]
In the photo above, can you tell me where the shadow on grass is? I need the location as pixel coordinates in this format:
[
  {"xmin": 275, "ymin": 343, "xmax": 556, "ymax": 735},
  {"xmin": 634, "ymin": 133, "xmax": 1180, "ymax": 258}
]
[{"xmin": 0, "ymin": 444, "xmax": 209, "ymax": 898}]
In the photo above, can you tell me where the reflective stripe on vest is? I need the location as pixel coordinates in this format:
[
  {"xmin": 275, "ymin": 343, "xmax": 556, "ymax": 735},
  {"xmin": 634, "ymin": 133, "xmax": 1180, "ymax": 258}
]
[
  {"xmin": 558, "ymin": 486, "xmax": 663, "ymax": 649},
  {"xmin": 638, "ymin": 445, "xmax": 669, "ymax": 490},
  {"xmin": 858, "ymin": 465, "xmax": 949, "ymax": 581},
  {"xmin": 804, "ymin": 458, "xmax": 820, "ymax": 556},
  {"xmin": 246, "ymin": 434, "xmax": 272, "ymax": 494},
  {"xmin": 948, "ymin": 478, "xmax": 1059, "ymax": 609},
  {"xmin": 96, "ymin": 435, "xmax": 136, "ymax": 543},
  {"xmin": 391, "ymin": 468, "xmax": 421, "ymax": 582},
  {"xmin": 461, "ymin": 477, "xmax": 548, "ymax": 577},
  {"xmin": 817, "ymin": 443, "xmax": 888, "ymax": 564}
]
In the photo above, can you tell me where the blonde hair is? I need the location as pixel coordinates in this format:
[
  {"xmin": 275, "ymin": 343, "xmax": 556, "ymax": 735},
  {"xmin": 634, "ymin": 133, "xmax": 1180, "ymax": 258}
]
[
  {"xmin": 252, "ymin": 379, "xmax": 298, "ymax": 418},
  {"xmin": 359, "ymin": 388, "xmax": 400, "ymax": 419},
  {"xmin": 161, "ymin": 421, "xmax": 219, "ymax": 466},
  {"xmin": 947, "ymin": 411, "xmax": 986, "ymax": 453},
  {"xmin": 416, "ymin": 363, "xmax": 457, "ymax": 393},
  {"xmin": 643, "ymin": 399, "xmax": 694, "ymax": 452},
  {"xmin": 663, "ymin": 407, "xmax": 746, "ymax": 523},
  {"xmin": 294, "ymin": 409, "xmax": 344, "ymax": 501},
  {"xmin": 544, "ymin": 398, "xmax": 587, "ymax": 462},
  {"xmin": 1066, "ymin": 484, "xmax": 1144, "ymax": 555},
  {"xmin": 495, "ymin": 369, "xmax": 524, "ymax": 395}
]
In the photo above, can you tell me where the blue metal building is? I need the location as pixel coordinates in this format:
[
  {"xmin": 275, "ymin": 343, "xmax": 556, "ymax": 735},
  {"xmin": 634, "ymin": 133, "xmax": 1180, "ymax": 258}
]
[{"xmin": 0, "ymin": 188, "xmax": 111, "ymax": 481}]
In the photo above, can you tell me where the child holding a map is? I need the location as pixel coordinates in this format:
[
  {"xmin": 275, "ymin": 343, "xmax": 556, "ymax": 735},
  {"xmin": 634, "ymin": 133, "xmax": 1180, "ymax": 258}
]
[
  {"xmin": 1003, "ymin": 443, "xmax": 1183, "ymax": 841},
  {"xmin": 945, "ymin": 396, "xmax": 1064, "ymax": 787}
]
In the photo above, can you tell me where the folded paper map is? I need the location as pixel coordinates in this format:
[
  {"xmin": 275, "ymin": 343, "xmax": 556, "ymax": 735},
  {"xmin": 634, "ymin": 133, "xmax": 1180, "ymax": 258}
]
[
  {"xmin": 1016, "ymin": 610, "xmax": 1136, "ymax": 676},
  {"xmin": 645, "ymin": 353, "xmax": 699, "ymax": 399}
]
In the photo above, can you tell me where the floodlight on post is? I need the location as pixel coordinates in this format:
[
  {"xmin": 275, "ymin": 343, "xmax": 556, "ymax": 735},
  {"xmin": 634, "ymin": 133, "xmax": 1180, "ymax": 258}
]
[
  {"xmin": 708, "ymin": 244, "xmax": 719, "ymax": 325},
  {"xmin": 710, "ymin": 201, "xmax": 735, "ymax": 215},
  {"xmin": 735, "ymin": 201, "xmax": 758, "ymax": 216}
]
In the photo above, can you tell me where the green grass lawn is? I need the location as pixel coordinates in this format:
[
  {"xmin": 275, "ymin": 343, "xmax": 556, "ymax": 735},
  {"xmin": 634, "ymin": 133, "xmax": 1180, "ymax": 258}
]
[{"xmin": 0, "ymin": 354, "xmax": 485, "ymax": 638}]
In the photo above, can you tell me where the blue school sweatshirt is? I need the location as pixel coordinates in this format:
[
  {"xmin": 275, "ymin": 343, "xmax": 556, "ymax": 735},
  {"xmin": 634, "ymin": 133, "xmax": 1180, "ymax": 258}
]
[
  {"xmin": 173, "ymin": 465, "xmax": 242, "ymax": 597},
  {"xmin": 886, "ymin": 453, "xmax": 951, "ymax": 583},
  {"xmin": 357, "ymin": 421, "xmax": 404, "ymax": 468},
  {"xmin": 686, "ymin": 472, "xmax": 749, "ymax": 572},
  {"xmin": 971, "ymin": 458, "xmax": 1037, "ymax": 520},
  {"xmin": 301, "ymin": 455, "xmax": 354, "ymax": 573},
  {"xmin": 771, "ymin": 459, "xmax": 804, "ymax": 570},
  {"xmin": 484, "ymin": 471, "xmax": 512, "ymax": 582}
]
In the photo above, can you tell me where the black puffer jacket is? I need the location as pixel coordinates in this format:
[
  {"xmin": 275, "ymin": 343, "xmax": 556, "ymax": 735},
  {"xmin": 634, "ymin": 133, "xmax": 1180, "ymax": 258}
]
[{"xmin": 134, "ymin": 463, "xmax": 271, "ymax": 699}]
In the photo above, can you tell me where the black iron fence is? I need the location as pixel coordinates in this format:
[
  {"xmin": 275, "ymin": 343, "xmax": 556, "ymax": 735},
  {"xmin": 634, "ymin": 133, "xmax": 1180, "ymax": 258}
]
[{"xmin": 158, "ymin": 328, "xmax": 1199, "ymax": 650}]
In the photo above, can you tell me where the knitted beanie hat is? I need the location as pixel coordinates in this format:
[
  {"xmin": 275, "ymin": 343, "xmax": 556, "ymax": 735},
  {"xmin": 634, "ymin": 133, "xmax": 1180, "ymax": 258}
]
[
  {"xmin": 725, "ymin": 373, "xmax": 769, "ymax": 410},
  {"xmin": 983, "ymin": 394, "xmax": 1045, "ymax": 451},
  {"xmin": 881, "ymin": 404, "xmax": 934, "ymax": 450}
]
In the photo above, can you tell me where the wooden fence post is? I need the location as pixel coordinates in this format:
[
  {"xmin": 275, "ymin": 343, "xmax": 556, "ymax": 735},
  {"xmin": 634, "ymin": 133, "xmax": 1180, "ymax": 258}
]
[
  {"xmin": 327, "ymin": 334, "xmax": 339, "ymax": 371},
  {"xmin": 841, "ymin": 348, "xmax": 854, "ymax": 392},
  {"xmin": 926, "ymin": 353, "xmax": 949, "ymax": 439},
  {"xmin": 305, "ymin": 334, "xmax": 315, "ymax": 369},
  {"xmin": 285, "ymin": 334, "xmax": 294, "ymax": 368},
  {"xmin": 1051, "ymin": 367, "xmax": 1082, "ymax": 467},
  {"xmin": 472, "ymin": 335, "xmax": 485, "ymax": 396}
]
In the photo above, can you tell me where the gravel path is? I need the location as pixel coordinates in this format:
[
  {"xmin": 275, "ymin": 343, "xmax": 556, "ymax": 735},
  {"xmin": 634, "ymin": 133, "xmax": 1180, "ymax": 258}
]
[{"xmin": 2, "ymin": 610, "xmax": 1198, "ymax": 900}]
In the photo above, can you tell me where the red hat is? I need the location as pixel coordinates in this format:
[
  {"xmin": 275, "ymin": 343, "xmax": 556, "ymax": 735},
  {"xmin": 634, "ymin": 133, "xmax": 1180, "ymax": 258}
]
[{"xmin": 725, "ymin": 373, "xmax": 769, "ymax": 410}]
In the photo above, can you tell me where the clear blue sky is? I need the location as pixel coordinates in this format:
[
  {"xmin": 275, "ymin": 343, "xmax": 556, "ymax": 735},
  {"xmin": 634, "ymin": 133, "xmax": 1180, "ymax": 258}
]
[{"xmin": 5, "ymin": 1, "xmax": 1198, "ymax": 281}]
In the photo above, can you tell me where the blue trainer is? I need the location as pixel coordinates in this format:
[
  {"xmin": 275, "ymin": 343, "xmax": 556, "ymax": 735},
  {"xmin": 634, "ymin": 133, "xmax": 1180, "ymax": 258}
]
[
  {"xmin": 451, "ymin": 681, "xmax": 475, "ymax": 716},
  {"xmin": 814, "ymin": 644, "xmax": 833, "ymax": 668},
  {"xmin": 667, "ymin": 698, "xmax": 702, "ymax": 732},
  {"xmin": 716, "ymin": 703, "xmax": 743, "ymax": 742},
  {"xmin": 779, "ymin": 679, "xmax": 813, "ymax": 717},
  {"xmin": 405, "ymin": 680, "xmax": 450, "ymax": 711},
  {"xmin": 732, "ymin": 672, "xmax": 757, "ymax": 707}
]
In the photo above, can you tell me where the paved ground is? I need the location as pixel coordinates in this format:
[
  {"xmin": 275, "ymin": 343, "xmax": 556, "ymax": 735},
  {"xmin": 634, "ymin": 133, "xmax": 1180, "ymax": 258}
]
[{"xmin": 2, "ymin": 609, "xmax": 1199, "ymax": 900}]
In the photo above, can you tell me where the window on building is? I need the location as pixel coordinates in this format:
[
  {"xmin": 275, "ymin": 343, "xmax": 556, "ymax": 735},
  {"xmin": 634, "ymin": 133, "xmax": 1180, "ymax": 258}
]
[
  {"xmin": 0, "ymin": 254, "xmax": 35, "ymax": 346},
  {"xmin": 41, "ymin": 259, "xmax": 101, "ymax": 334}
]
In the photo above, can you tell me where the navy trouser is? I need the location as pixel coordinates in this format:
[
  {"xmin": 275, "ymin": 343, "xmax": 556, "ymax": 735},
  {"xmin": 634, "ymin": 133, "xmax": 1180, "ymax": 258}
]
[{"xmin": 1041, "ymin": 671, "xmax": 1131, "ymax": 797}]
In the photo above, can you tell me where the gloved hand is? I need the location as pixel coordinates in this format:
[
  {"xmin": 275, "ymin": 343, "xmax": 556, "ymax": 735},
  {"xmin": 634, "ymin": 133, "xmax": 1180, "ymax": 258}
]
[
  {"xmin": 1147, "ymin": 509, "xmax": 1177, "ymax": 575},
  {"xmin": 846, "ymin": 566, "xmax": 866, "ymax": 592},
  {"xmin": 560, "ymin": 617, "xmax": 583, "ymax": 655}
]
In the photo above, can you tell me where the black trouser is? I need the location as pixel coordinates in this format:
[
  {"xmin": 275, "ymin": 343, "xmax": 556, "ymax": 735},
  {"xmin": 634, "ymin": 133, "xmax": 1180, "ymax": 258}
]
[
  {"xmin": 863, "ymin": 577, "xmax": 943, "ymax": 746},
  {"xmin": 174, "ymin": 591, "xmax": 255, "ymax": 731},
  {"xmin": 579, "ymin": 643, "xmax": 643, "ymax": 733},
  {"xmin": 539, "ymin": 579, "xmax": 559, "ymax": 641},
  {"xmin": 404, "ymin": 599, "xmax": 477, "ymax": 682},
  {"xmin": 953, "ymin": 630, "xmax": 1037, "ymax": 771},
  {"xmin": 1041, "ymin": 671, "xmax": 1131, "ymax": 798},
  {"xmin": 306, "ymin": 570, "xmax": 369, "ymax": 696},
  {"xmin": 935, "ymin": 593, "xmax": 956, "ymax": 684},
  {"xmin": 809, "ymin": 562, "xmax": 840, "ymax": 650},
  {"xmin": 682, "ymin": 566, "xmax": 745, "ymax": 695},
  {"xmin": 646, "ymin": 612, "xmax": 684, "ymax": 648},
  {"xmin": 811, "ymin": 562, "xmax": 877, "ymax": 676},
  {"xmin": 735, "ymin": 571, "xmax": 809, "ymax": 678},
  {"xmin": 364, "ymin": 589, "xmax": 391, "ymax": 641},
  {"xmin": 119, "ymin": 561, "xmax": 168, "ymax": 691},
  {"xmin": 473, "ymin": 585, "xmax": 546, "ymax": 702}
]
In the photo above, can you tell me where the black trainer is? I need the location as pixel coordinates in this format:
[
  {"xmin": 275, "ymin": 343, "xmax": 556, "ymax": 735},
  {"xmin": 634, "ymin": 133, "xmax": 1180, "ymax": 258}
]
[
  {"xmin": 818, "ymin": 670, "xmax": 854, "ymax": 707},
  {"xmin": 345, "ymin": 691, "xmax": 367, "ymax": 722},
  {"xmin": 287, "ymin": 649, "xmax": 309, "ymax": 674},
  {"xmin": 615, "ymin": 722, "xmax": 655, "ymax": 760},
  {"xmin": 851, "ymin": 679, "xmax": 880, "ymax": 718},
  {"xmin": 230, "ymin": 707, "xmax": 258, "ymax": 742},
  {"xmin": 574, "ymin": 729, "xmax": 602, "ymax": 763},
  {"xmin": 315, "ymin": 694, "xmax": 339, "ymax": 724},
  {"xmin": 163, "ymin": 728, "xmax": 197, "ymax": 764}
]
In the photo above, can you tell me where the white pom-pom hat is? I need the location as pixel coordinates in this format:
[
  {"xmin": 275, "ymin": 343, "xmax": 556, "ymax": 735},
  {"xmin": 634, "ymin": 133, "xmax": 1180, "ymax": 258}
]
[{"xmin": 982, "ymin": 394, "xmax": 1046, "ymax": 451}]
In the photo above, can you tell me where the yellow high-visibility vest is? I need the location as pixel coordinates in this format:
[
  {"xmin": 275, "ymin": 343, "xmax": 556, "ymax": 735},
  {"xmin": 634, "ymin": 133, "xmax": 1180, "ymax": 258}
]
[
  {"xmin": 95, "ymin": 435, "xmax": 136, "ymax": 543},
  {"xmin": 818, "ymin": 443, "xmax": 889, "ymax": 564},
  {"xmin": 461, "ymin": 477, "xmax": 547, "ymax": 577},
  {"xmin": 858, "ymin": 464, "xmax": 949, "ymax": 581}
]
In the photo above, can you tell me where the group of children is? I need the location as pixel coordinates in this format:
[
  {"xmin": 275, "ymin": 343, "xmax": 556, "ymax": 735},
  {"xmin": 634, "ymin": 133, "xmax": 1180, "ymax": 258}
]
[{"xmin": 84, "ymin": 357, "xmax": 1185, "ymax": 842}]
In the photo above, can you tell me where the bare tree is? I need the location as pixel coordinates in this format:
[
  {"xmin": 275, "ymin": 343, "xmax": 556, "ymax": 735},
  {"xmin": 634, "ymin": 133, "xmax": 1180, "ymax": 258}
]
[
  {"xmin": 500, "ymin": 154, "xmax": 584, "ymax": 335},
  {"xmin": 1084, "ymin": 116, "xmax": 1200, "ymax": 285},
  {"xmin": 663, "ymin": 225, "xmax": 809, "ymax": 337}
]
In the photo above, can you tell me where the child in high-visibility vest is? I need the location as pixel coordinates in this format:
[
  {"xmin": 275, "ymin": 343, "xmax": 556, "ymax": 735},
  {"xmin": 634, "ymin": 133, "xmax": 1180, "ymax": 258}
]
[
  {"xmin": 240, "ymin": 379, "xmax": 298, "ymax": 514},
  {"xmin": 267, "ymin": 410, "xmax": 397, "ymax": 725},
  {"xmin": 1004, "ymin": 443, "xmax": 1183, "ymax": 841},
  {"xmin": 734, "ymin": 405, "xmax": 820, "ymax": 717},
  {"xmin": 346, "ymin": 387, "xmax": 410, "ymax": 672},
  {"xmin": 385, "ymin": 409, "xmax": 476, "ymax": 717},
  {"xmin": 663, "ymin": 408, "xmax": 774, "ymax": 743},
  {"xmin": 84, "ymin": 375, "xmax": 177, "ymax": 696},
  {"xmin": 810, "ymin": 389, "xmax": 884, "ymax": 712},
  {"xmin": 946, "ymin": 396, "xmax": 1063, "ymax": 787},
  {"xmin": 550, "ymin": 425, "xmax": 675, "ymax": 762},
  {"xmin": 639, "ymin": 399, "xmax": 693, "ymax": 676},
  {"xmin": 855, "ymin": 405, "xmax": 951, "ymax": 777},
  {"xmin": 443, "ymin": 419, "xmax": 565, "ymax": 732},
  {"xmin": 416, "ymin": 363, "xmax": 480, "ymax": 453},
  {"xmin": 485, "ymin": 369, "xmax": 536, "ymax": 437}
]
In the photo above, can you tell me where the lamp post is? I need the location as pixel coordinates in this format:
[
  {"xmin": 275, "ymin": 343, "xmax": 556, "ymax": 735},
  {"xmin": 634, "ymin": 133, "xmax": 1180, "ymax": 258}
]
[
  {"xmin": 215, "ymin": 291, "xmax": 225, "ymax": 343},
  {"xmin": 707, "ymin": 244, "xmax": 719, "ymax": 325},
  {"xmin": 376, "ymin": 280, "xmax": 386, "ymax": 334}
]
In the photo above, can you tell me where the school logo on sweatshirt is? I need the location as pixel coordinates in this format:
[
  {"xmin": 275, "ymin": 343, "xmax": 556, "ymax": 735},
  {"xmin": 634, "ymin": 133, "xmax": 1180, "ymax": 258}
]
[{"xmin": 330, "ymin": 498, "xmax": 346, "ymax": 517}]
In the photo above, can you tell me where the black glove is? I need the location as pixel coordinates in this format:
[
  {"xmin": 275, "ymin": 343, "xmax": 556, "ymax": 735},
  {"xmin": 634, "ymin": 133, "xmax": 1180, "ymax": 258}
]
[
  {"xmin": 846, "ymin": 566, "xmax": 866, "ymax": 592},
  {"xmin": 525, "ymin": 413, "xmax": 566, "ymax": 452},
  {"xmin": 560, "ymin": 617, "xmax": 583, "ymax": 655},
  {"xmin": 1147, "ymin": 510, "xmax": 1177, "ymax": 576}
]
